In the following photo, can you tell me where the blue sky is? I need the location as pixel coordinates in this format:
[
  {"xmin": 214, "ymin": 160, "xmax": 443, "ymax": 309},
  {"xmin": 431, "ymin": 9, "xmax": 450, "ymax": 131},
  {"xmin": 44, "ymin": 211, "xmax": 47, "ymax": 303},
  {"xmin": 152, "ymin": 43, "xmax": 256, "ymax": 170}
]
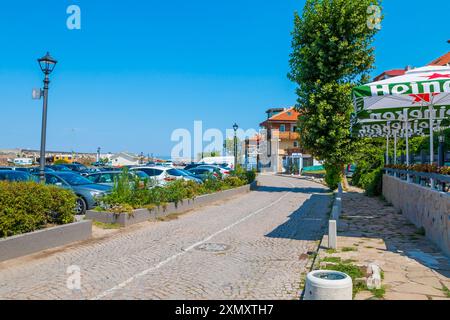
[{"xmin": 0, "ymin": 0, "xmax": 449, "ymax": 156}]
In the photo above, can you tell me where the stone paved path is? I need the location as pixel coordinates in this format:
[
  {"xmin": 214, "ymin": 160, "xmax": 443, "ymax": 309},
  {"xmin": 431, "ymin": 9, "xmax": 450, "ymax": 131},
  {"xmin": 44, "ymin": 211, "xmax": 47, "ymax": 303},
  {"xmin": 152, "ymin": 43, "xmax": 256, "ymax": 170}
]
[
  {"xmin": 0, "ymin": 175, "xmax": 331, "ymax": 300},
  {"xmin": 318, "ymin": 187, "xmax": 450, "ymax": 300}
]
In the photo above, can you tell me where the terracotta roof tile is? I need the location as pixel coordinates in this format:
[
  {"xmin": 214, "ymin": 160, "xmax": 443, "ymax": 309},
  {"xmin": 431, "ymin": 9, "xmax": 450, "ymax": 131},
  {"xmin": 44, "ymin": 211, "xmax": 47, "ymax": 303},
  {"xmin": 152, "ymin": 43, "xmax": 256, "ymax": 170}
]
[
  {"xmin": 260, "ymin": 107, "xmax": 300, "ymax": 127},
  {"xmin": 428, "ymin": 51, "xmax": 450, "ymax": 66}
]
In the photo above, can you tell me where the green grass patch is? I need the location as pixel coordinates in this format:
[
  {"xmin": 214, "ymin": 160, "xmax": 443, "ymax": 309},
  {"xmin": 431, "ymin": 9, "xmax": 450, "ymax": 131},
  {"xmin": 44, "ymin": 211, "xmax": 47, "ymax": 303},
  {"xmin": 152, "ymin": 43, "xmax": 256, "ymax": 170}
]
[
  {"xmin": 442, "ymin": 284, "xmax": 450, "ymax": 298},
  {"xmin": 321, "ymin": 257, "xmax": 342, "ymax": 263},
  {"xmin": 341, "ymin": 247, "xmax": 357, "ymax": 252},
  {"xmin": 93, "ymin": 221, "xmax": 121, "ymax": 229},
  {"xmin": 342, "ymin": 259, "xmax": 357, "ymax": 264},
  {"xmin": 325, "ymin": 248, "xmax": 337, "ymax": 254},
  {"xmin": 322, "ymin": 263, "xmax": 365, "ymax": 298},
  {"xmin": 369, "ymin": 286, "xmax": 386, "ymax": 299}
]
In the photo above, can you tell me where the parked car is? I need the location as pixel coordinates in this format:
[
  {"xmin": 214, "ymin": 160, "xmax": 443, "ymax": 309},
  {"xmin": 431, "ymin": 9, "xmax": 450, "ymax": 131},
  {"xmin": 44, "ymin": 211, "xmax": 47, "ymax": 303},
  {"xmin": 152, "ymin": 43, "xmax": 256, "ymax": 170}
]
[
  {"xmin": 48, "ymin": 163, "xmax": 92, "ymax": 175},
  {"xmin": 0, "ymin": 166, "xmax": 13, "ymax": 171},
  {"xmin": 196, "ymin": 165, "xmax": 231, "ymax": 177},
  {"xmin": 184, "ymin": 163, "xmax": 204, "ymax": 171},
  {"xmin": 48, "ymin": 164, "xmax": 73, "ymax": 172},
  {"xmin": 85, "ymin": 170, "xmax": 151, "ymax": 187},
  {"xmin": 36, "ymin": 172, "xmax": 112, "ymax": 215},
  {"xmin": 60, "ymin": 163, "xmax": 92, "ymax": 175},
  {"xmin": 345, "ymin": 164, "xmax": 356, "ymax": 178},
  {"xmin": 15, "ymin": 166, "xmax": 56, "ymax": 174},
  {"xmin": 0, "ymin": 170, "xmax": 38, "ymax": 182},
  {"xmin": 187, "ymin": 167, "xmax": 222, "ymax": 182},
  {"xmin": 130, "ymin": 166, "xmax": 202, "ymax": 185}
]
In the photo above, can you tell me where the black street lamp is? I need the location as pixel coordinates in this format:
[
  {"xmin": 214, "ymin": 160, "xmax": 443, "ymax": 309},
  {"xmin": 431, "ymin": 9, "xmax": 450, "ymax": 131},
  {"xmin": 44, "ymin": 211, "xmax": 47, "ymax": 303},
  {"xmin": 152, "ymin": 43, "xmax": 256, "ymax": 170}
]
[
  {"xmin": 37, "ymin": 52, "xmax": 57, "ymax": 183},
  {"xmin": 233, "ymin": 123, "xmax": 238, "ymax": 169},
  {"xmin": 97, "ymin": 147, "xmax": 101, "ymax": 163},
  {"xmin": 244, "ymin": 137, "xmax": 249, "ymax": 168}
]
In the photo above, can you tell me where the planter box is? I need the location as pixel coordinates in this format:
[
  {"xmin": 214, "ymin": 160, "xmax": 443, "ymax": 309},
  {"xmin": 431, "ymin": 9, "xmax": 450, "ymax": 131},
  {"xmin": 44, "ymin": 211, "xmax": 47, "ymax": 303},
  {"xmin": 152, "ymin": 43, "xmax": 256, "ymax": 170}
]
[
  {"xmin": 86, "ymin": 181, "xmax": 258, "ymax": 227},
  {"xmin": 0, "ymin": 220, "xmax": 92, "ymax": 262}
]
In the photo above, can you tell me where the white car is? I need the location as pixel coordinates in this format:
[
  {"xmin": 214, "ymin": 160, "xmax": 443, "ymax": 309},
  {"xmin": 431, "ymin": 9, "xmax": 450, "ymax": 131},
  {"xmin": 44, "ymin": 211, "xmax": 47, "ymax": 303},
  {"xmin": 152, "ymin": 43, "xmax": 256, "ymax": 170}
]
[{"xmin": 130, "ymin": 166, "xmax": 202, "ymax": 185}]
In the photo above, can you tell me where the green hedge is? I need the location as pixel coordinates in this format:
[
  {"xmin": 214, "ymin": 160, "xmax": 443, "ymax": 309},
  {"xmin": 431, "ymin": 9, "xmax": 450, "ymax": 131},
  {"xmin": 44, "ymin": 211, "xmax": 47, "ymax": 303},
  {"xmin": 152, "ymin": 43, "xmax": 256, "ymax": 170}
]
[{"xmin": 0, "ymin": 181, "xmax": 76, "ymax": 238}]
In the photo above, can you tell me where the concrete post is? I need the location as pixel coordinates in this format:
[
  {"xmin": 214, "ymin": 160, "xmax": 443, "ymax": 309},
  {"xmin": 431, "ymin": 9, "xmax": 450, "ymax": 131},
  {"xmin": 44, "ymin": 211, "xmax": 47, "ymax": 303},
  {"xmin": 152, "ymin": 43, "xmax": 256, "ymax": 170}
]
[{"xmin": 328, "ymin": 220, "xmax": 337, "ymax": 249}]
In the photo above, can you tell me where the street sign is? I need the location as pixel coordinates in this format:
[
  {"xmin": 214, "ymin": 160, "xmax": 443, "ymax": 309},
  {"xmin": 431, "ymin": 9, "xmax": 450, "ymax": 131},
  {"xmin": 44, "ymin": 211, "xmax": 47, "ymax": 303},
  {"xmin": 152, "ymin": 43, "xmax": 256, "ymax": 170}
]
[{"xmin": 32, "ymin": 88, "xmax": 42, "ymax": 100}]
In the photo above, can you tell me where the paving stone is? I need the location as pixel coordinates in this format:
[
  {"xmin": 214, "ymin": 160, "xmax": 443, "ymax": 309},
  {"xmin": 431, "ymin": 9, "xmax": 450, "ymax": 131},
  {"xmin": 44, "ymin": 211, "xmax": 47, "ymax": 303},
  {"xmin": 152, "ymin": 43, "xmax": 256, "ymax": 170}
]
[
  {"xmin": 315, "ymin": 186, "xmax": 450, "ymax": 300},
  {"xmin": 383, "ymin": 292, "xmax": 429, "ymax": 300},
  {"xmin": 0, "ymin": 175, "xmax": 331, "ymax": 300}
]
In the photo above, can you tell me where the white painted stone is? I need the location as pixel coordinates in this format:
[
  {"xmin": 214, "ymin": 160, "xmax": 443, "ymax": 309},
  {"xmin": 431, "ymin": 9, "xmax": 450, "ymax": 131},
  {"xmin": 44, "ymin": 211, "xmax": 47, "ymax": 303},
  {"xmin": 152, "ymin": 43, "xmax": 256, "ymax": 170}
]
[
  {"xmin": 366, "ymin": 263, "xmax": 382, "ymax": 290},
  {"xmin": 328, "ymin": 220, "xmax": 337, "ymax": 249}
]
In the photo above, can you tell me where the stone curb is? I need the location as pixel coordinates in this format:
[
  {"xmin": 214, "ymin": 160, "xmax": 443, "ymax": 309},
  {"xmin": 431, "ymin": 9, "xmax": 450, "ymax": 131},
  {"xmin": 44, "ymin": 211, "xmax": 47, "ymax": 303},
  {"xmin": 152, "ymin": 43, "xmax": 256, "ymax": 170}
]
[
  {"xmin": 86, "ymin": 181, "xmax": 258, "ymax": 227},
  {"xmin": 0, "ymin": 220, "xmax": 92, "ymax": 262}
]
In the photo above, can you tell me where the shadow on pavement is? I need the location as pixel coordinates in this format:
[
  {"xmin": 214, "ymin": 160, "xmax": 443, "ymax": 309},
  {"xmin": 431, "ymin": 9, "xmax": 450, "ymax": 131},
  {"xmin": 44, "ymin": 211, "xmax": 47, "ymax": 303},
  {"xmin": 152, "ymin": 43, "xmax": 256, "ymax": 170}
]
[
  {"xmin": 265, "ymin": 193, "xmax": 332, "ymax": 241},
  {"xmin": 255, "ymin": 185, "xmax": 330, "ymax": 194}
]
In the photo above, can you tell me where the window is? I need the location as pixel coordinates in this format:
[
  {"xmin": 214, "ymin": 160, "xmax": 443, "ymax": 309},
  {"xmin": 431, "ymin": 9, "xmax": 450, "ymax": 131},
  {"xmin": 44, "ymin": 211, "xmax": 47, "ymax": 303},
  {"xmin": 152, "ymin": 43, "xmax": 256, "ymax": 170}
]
[
  {"xmin": 279, "ymin": 124, "xmax": 285, "ymax": 132},
  {"xmin": 87, "ymin": 174, "xmax": 100, "ymax": 183},
  {"xmin": 98, "ymin": 174, "xmax": 114, "ymax": 183},
  {"xmin": 294, "ymin": 141, "xmax": 298, "ymax": 147},
  {"xmin": 291, "ymin": 126, "xmax": 297, "ymax": 132}
]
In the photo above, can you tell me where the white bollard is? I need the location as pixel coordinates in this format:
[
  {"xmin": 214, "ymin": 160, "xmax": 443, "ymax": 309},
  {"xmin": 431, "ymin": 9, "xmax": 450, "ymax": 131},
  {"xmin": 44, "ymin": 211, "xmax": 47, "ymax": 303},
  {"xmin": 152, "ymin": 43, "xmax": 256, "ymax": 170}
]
[
  {"xmin": 328, "ymin": 220, "xmax": 337, "ymax": 249},
  {"xmin": 335, "ymin": 197, "xmax": 342, "ymax": 217},
  {"xmin": 303, "ymin": 270, "xmax": 353, "ymax": 300}
]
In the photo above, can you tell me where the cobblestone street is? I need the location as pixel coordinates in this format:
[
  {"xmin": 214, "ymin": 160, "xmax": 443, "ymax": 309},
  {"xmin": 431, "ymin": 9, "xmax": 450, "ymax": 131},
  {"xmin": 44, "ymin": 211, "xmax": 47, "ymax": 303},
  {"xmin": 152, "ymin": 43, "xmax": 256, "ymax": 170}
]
[{"xmin": 0, "ymin": 175, "xmax": 331, "ymax": 300}]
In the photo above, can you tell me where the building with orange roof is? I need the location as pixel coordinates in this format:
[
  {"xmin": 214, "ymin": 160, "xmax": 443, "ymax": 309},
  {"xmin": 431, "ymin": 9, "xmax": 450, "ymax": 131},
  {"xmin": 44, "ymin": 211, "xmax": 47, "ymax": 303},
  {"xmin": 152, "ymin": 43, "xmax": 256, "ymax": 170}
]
[
  {"xmin": 428, "ymin": 51, "xmax": 450, "ymax": 66},
  {"xmin": 257, "ymin": 107, "xmax": 320, "ymax": 173}
]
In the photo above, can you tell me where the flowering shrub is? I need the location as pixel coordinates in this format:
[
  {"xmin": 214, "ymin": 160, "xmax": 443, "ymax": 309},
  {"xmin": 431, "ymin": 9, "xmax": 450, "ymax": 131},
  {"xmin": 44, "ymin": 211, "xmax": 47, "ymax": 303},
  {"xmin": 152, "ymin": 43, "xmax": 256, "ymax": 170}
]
[
  {"xmin": 385, "ymin": 164, "xmax": 450, "ymax": 175},
  {"xmin": 99, "ymin": 169, "xmax": 256, "ymax": 212}
]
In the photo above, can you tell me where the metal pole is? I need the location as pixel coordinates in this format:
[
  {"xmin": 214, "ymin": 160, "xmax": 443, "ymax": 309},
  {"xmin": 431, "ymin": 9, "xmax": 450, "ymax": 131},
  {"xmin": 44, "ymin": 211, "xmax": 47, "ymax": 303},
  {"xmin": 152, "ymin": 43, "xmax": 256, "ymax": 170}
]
[
  {"xmin": 394, "ymin": 131, "xmax": 397, "ymax": 164},
  {"xmin": 429, "ymin": 105, "xmax": 435, "ymax": 189},
  {"xmin": 404, "ymin": 110, "xmax": 411, "ymax": 182},
  {"xmin": 438, "ymin": 135, "xmax": 445, "ymax": 167},
  {"xmin": 386, "ymin": 134, "xmax": 389, "ymax": 165},
  {"xmin": 429, "ymin": 105, "xmax": 434, "ymax": 165},
  {"xmin": 233, "ymin": 131, "xmax": 237, "ymax": 169},
  {"xmin": 256, "ymin": 137, "xmax": 260, "ymax": 172},
  {"xmin": 39, "ymin": 75, "xmax": 50, "ymax": 183}
]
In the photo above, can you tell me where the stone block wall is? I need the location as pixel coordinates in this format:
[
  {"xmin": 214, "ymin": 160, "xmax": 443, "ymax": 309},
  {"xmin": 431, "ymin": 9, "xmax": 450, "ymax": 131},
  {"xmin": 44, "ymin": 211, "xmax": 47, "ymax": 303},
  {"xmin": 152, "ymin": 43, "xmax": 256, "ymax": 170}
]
[{"xmin": 383, "ymin": 174, "xmax": 450, "ymax": 256}]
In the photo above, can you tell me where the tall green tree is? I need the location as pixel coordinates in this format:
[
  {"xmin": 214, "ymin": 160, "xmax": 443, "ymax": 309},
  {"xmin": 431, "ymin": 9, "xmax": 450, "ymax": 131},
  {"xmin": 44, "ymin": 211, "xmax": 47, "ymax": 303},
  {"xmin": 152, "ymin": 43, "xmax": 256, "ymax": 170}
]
[{"xmin": 288, "ymin": 0, "xmax": 382, "ymax": 189}]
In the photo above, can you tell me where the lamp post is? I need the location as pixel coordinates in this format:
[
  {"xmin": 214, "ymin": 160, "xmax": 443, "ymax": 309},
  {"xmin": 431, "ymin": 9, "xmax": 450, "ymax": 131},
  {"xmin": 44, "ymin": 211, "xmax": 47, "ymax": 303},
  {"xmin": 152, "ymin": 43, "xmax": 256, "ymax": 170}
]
[
  {"xmin": 37, "ymin": 52, "xmax": 57, "ymax": 183},
  {"xmin": 244, "ymin": 137, "xmax": 249, "ymax": 169},
  {"xmin": 256, "ymin": 135, "xmax": 260, "ymax": 172},
  {"xmin": 233, "ymin": 123, "xmax": 238, "ymax": 169},
  {"xmin": 97, "ymin": 147, "xmax": 101, "ymax": 163}
]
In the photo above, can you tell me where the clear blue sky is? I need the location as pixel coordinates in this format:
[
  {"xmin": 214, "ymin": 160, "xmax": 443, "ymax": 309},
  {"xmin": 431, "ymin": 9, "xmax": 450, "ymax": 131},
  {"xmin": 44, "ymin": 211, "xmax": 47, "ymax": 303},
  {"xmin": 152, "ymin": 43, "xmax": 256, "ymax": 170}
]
[{"xmin": 0, "ymin": 0, "xmax": 448, "ymax": 156}]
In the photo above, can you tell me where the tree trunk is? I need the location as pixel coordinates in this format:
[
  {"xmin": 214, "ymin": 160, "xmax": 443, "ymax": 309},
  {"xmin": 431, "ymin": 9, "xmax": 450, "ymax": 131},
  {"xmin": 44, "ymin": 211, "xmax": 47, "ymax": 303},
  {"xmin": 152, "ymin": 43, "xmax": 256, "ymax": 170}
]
[{"xmin": 341, "ymin": 165, "xmax": 349, "ymax": 190}]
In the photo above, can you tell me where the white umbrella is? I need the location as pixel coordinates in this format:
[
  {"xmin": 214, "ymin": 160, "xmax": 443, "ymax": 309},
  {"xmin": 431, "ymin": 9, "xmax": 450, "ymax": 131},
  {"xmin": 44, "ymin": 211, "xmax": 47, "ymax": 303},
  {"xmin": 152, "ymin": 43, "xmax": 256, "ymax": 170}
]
[{"xmin": 353, "ymin": 65, "xmax": 450, "ymax": 167}]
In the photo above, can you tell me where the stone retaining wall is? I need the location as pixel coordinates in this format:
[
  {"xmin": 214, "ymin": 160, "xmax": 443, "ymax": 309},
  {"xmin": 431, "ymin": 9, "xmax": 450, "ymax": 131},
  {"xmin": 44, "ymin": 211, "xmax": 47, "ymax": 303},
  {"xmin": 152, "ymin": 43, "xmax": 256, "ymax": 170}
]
[
  {"xmin": 86, "ymin": 181, "xmax": 258, "ymax": 227},
  {"xmin": 382, "ymin": 174, "xmax": 450, "ymax": 256},
  {"xmin": 0, "ymin": 220, "xmax": 92, "ymax": 262}
]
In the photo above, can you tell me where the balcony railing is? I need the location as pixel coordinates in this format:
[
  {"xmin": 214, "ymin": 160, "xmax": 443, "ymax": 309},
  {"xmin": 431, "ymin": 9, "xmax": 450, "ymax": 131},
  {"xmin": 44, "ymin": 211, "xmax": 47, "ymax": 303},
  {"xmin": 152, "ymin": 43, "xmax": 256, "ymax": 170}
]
[
  {"xmin": 276, "ymin": 131, "xmax": 299, "ymax": 140},
  {"xmin": 384, "ymin": 168, "xmax": 450, "ymax": 193}
]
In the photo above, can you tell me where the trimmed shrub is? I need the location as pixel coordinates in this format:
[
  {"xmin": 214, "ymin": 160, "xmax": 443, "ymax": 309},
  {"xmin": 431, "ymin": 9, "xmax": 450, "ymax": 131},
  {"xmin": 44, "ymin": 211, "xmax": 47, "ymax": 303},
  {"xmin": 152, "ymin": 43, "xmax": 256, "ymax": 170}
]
[
  {"xmin": 324, "ymin": 162, "xmax": 341, "ymax": 191},
  {"xmin": 0, "ymin": 181, "xmax": 76, "ymax": 238}
]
